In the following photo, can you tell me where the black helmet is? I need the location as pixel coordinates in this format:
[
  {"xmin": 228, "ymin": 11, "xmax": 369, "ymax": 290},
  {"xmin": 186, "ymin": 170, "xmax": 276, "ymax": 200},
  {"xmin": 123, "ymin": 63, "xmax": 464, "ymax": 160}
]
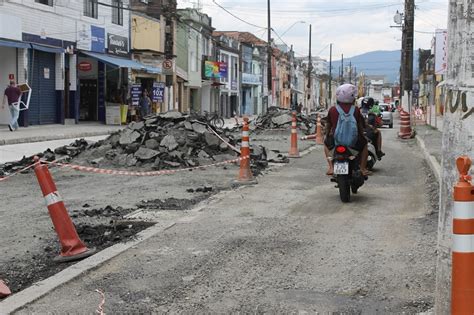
[{"xmin": 361, "ymin": 97, "xmax": 375, "ymax": 109}]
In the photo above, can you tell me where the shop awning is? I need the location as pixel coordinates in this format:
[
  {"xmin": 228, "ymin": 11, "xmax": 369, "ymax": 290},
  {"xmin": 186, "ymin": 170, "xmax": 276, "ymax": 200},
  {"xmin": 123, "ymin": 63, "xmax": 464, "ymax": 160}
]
[
  {"xmin": 82, "ymin": 51, "xmax": 145, "ymax": 70},
  {"xmin": 144, "ymin": 66, "xmax": 161, "ymax": 74},
  {"xmin": 0, "ymin": 39, "xmax": 30, "ymax": 49},
  {"xmin": 30, "ymin": 43, "xmax": 65, "ymax": 54}
]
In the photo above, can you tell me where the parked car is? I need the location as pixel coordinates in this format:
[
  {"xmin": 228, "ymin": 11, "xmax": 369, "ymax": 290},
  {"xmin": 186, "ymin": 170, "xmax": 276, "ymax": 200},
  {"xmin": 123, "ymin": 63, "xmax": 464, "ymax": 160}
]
[{"xmin": 379, "ymin": 104, "xmax": 394, "ymax": 128}]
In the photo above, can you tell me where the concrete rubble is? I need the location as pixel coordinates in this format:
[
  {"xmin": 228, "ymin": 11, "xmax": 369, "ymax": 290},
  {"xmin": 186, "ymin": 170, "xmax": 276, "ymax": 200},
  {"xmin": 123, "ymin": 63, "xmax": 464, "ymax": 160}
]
[
  {"xmin": 250, "ymin": 106, "xmax": 316, "ymax": 134},
  {"xmin": 0, "ymin": 112, "xmax": 273, "ymax": 176}
]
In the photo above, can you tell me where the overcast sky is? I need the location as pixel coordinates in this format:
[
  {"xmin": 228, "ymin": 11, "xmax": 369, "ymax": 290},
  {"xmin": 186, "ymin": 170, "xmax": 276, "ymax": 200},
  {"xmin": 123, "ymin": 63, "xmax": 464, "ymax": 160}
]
[{"xmin": 177, "ymin": 0, "xmax": 448, "ymax": 60}]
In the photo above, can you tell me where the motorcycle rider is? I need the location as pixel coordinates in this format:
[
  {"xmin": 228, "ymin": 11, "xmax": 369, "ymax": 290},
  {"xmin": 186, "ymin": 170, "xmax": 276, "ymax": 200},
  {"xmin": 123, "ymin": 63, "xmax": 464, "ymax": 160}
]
[
  {"xmin": 366, "ymin": 113, "xmax": 385, "ymax": 159},
  {"xmin": 360, "ymin": 97, "xmax": 374, "ymax": 117},
  {"xmin": 370, "ymin": 100, "xmax": 381, "ymax": 116},
  {"xmin": 324, "ymin": 84, "xmax": 370, "ymax": 176}
]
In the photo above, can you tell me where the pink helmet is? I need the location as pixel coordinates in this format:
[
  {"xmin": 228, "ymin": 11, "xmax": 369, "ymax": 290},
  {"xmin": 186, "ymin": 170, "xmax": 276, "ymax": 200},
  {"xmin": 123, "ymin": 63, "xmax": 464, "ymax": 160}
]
[{"xmin": 336, "ymin": 84, "xmax": 357, "ymax": 103}]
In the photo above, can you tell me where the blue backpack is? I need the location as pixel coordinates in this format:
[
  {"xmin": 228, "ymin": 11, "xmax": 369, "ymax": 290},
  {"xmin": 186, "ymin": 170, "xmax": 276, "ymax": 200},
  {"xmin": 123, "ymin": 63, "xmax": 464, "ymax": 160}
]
[{"xmin": 334, "ymin": 104, "xmax": 358, "ymax": 147}]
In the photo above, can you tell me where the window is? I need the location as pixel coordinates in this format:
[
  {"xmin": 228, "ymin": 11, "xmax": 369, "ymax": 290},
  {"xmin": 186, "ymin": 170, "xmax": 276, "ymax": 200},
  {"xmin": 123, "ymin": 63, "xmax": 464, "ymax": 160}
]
[
  {"xmin": 232, "ymin": 56, "xmax": 238, "ymax": 81},
  {"xmin": 190, "ymin": 51, "xmax": 197, "ymax": 72},
  {"xmin": 84, "ymin": 0, "xmax": 98, "ymax": 18},
  {"xmin": 112, "ymin": 0, "xmax": 123, "ymax": 26},
  {"xmin": 220, "ymin": 54, "xmax": 228, "ymax": 83},
  {"xmin": 35, "ymin": 0, "xmax": 53, "ymax": 5}
]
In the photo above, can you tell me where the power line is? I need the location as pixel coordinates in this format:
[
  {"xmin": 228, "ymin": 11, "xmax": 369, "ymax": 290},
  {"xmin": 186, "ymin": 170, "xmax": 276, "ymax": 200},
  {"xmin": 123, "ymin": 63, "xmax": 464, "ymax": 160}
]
[{"xmin": 211, "ymin": 0, "xmax": 266, "ymax": 29}]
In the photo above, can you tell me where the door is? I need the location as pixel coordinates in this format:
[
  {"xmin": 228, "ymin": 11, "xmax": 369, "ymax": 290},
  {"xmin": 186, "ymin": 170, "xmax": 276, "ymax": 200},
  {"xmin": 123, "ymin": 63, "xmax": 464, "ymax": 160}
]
[
  {"xmin": 29, "ymin": 50, "xmax": 57, "ymax": 125},
  {"xmin": 79, "ymin": 79, "xmax": 98, "ymax": 121}
]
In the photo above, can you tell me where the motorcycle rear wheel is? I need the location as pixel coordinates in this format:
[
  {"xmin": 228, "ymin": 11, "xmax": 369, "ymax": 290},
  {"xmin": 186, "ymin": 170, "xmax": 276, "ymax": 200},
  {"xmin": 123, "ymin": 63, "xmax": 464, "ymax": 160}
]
[{"xmin": 337, "ymin": 175, "xmax": 351, "ymax": 203}]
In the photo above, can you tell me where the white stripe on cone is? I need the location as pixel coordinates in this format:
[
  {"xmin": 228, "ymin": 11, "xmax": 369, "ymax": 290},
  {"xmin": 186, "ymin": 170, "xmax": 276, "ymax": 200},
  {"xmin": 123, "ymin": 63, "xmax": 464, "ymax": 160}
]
[
  {"xmin": 241, "ymin": 141, "xmax": 249, "ymax": 148},
  {"xmin": 453, "ymin": 234, "xmax": 474, "ymax": 253},
  {"xmin": 44, "ymin": 191, "xmax": 62, "ymax": 207},
  {"xmin": 453, "ymin": 201, "xmax": 474, "ymax": 219},
  {"xmin": 242, "ymin": 131, "xmax": 249, "ymax": 137}
]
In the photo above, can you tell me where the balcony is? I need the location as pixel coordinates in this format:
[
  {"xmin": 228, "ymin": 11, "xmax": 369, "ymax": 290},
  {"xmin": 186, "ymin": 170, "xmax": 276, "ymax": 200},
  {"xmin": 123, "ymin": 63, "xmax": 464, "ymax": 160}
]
[{"xmin": 242, "ymin": 73, "xmax": 262, "ymax": 85}]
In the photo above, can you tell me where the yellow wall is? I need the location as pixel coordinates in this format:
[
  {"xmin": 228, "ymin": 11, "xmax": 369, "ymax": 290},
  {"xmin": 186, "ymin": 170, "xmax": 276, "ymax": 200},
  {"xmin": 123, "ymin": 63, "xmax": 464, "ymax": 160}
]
[{"xmin": 132, "ymin": 14, "xmax": 162, "ymax": 52}]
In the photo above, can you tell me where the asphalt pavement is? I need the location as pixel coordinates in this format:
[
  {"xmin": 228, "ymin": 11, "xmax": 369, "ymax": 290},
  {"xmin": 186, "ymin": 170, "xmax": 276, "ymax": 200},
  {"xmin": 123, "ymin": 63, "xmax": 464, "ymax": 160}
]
[{"xmin": 2, "ymin": 122, "xmax": 439, "ymax": 314}]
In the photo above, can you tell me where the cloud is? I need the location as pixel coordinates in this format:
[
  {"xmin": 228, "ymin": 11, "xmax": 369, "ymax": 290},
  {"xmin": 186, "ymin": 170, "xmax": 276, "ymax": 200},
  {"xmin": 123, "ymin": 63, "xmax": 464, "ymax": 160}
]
[{"xmin": 178, "ymin": 0, "xmax": 448, "ymax": 58}]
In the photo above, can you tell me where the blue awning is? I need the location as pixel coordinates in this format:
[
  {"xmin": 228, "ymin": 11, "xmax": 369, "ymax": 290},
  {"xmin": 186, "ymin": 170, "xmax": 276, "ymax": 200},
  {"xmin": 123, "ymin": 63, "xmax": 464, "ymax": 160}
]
[
  {"xmin": 144, "ymin": 66, "xmax": 162, "ymax": 74},
  {"xmin": 0, "ymin": 39, "xmax": 30, "ymax": 49},
  {"xmin": 30, "ymin": 43, "xmax": 65, "ymax": 54},
  {"xmin": 81, "ymin": 51, "xmax": 145, "ymax": 70}
]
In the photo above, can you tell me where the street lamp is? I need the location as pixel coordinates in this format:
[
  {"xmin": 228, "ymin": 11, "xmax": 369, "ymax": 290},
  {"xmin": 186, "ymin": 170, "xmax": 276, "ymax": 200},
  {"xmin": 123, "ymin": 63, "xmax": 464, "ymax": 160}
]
[{"xmin": 280, "ymin": 21, "xmax": 306, "ymax": 37}]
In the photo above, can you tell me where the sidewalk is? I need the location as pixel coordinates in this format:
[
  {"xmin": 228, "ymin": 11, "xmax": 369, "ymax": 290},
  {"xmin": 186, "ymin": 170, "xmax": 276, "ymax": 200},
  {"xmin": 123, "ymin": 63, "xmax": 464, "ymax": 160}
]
[
  {"xmin": 414, "ymin": 123, "xmax": 443, "ymax": 182},
  {"xmin": 0, "ymin": 123, "xmax": 124, "ymax": 146}
]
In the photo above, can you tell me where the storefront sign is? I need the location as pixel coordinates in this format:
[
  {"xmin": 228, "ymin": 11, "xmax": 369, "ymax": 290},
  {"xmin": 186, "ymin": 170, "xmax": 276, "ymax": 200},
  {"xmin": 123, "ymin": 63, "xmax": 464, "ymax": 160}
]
[
  {"xmin": 204, "ymin": 61, "xmax": 227, "ymax": 79},
  {"xmin": 152, "ymin": 82, "xmax": 165, "ymax": 103},
  {"xmin": 91, "ymin": 26, "xmax": 105, "ymax": 53},
  {"xmin": 108, "ymin": 34, "xmax": 129, "ymax": 57},
  {"xmin": 242, "ymin": 73, "xmax": 262, "ymax": 85},
  {"xmin": 131, "ymin": 84, "xmax": 142, "ymax": 106},
  {"xmin": 78, "ymin": 61, "xmax": 92, "ymax": 72},
  {"xmin": 44, "ymin": 68, "xmax": 50, "ymax": 79}
]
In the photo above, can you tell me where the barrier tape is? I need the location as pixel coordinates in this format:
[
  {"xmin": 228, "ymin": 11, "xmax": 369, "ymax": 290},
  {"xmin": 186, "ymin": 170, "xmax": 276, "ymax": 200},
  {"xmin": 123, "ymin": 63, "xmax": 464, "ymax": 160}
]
[
  {"xmin": 0, "ymin": 162, "xmax": 39, "ymax": 182},
  {"xmin": 206, "ymin": 126, "xmax": 241, "ymax": 154},
  {"xmin": 42, "ymin": 156, "xmax": 249, "ymax": 177}
]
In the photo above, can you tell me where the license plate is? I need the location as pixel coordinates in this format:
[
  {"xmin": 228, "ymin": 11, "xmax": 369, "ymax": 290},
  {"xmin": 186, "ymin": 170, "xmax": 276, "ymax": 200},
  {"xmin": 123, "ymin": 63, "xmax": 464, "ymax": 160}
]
[{"xmin": 334, "ymin": 162, "xmax": 349, "ymax": 175}]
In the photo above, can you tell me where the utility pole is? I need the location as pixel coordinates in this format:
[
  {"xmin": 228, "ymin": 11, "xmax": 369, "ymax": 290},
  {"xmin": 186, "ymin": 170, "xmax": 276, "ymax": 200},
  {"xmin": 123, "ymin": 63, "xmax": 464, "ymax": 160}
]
[
  {"xmin": 328, "ymin": 43, "xmax": 332, "ymax": 107},
  {"xmin": 403, "ymin": 0, "xmax": 415, "ymax": 123},
  {"xmin": 307, "ymin": 24, "xmax": 313, "ymax": 112},
  {"xmin": 340, "ymin": 54, "xmax": 344, "ymax": 84},
  {"xmin": 266, "ymin": 0, "xmax": 272, "ymax": 111},
  {"xmin": 349, "ymin": 61, "xmax": 352, "ymax": 84}
]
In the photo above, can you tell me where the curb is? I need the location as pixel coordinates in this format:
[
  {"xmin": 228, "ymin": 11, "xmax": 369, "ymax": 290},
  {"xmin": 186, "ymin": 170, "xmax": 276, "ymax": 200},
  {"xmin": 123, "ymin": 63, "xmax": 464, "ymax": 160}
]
[
  {"xmin": 0, "ymin": 130, "xmax": 121, "ymax": 146},
  {"xmin": 416, "ymin": 135, "xmax": 441, "ymax": 183}
]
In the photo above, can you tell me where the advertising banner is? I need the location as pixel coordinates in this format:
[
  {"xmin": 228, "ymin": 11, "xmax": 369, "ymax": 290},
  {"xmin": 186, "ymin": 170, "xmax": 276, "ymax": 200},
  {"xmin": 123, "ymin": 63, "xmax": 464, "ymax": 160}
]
[
  {"xmin": 108, "ymin": 33, "xmax": 129, "ymax": 57},
  {"xmin": 152, "ymin": 82, "xmax": 165, "ymax": 102},
  {"xmin": 434, "ymin": 29, "xmax": 448, "ymax": 75},
  {"xmin": 131, "ymin": 84, "xmax": 142, "ymax": 106},
  {"xmin": 204, "ymin": 61, "xmax": 227, "ymax": 79}
]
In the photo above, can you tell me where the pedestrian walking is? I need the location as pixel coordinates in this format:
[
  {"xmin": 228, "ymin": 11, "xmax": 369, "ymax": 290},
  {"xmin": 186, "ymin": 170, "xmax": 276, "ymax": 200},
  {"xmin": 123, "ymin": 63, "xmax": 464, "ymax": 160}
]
[
  {"xmin": 2, "ymin": 80, "xmax": 22, "ymax": 131},
  {"xmin": 139, "ymin": 89, "xmax": 151, "ymax": 119}
]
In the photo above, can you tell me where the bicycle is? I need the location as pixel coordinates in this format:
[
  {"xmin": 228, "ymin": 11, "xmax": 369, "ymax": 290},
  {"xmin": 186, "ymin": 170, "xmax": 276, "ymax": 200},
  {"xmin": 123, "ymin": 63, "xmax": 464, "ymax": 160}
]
[{"xmin": 203, "ymin": 111, "xmax": 225, "ymax": 129}]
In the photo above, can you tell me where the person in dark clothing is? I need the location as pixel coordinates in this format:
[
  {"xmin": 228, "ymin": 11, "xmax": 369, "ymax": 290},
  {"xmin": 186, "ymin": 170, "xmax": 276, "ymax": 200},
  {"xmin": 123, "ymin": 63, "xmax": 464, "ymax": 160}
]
[
  {"xmin": 324, "ymin": 84, "xmax": 370, "ymax": 176},
  {"xmin": 366, "ymin": 113, "xmax": 385, "ymax": 159},
  {"xmin": 2, "ymin": 81, "xmax": 22, "ymax": 131},
  {"xmin": 139, "ymin": 89, "xmax": 152, "ymax": 118}
]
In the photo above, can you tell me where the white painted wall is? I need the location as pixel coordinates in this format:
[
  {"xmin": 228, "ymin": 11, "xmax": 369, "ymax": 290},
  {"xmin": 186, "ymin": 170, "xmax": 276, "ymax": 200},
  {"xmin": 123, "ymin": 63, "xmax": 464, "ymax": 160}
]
[
  {"xmin": 0, "ymin": 0, "xmax": 129, "ymax": 46},
  {"xmin": 435, "ymin": 1, "xmax": 474, "ymax": 313}
]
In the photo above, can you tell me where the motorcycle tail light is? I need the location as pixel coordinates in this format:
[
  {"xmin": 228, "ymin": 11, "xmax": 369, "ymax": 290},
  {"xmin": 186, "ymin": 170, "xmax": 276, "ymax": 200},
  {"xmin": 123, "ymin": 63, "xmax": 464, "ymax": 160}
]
[{"xmin": 335, "ymin": 146, "xmax": 347, "ymax": 154}]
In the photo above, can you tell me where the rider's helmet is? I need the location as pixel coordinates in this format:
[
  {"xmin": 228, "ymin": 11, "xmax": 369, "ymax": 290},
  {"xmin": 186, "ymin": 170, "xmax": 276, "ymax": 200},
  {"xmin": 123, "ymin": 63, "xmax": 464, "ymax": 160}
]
[
  {"xmin": 361, "ymin": 97, "xmax": 375, "ymax": 109},
  {"xmin": 336, "ymin": 84, "xmax": 357, "ymax": 104}
]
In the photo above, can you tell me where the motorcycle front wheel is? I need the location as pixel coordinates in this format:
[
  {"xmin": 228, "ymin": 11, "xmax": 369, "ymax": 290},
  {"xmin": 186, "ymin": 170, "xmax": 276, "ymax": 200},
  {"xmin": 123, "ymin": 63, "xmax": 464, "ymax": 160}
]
[{"xmin": 337, "ymin": 175, "xmax": 351, "ymax": 203}]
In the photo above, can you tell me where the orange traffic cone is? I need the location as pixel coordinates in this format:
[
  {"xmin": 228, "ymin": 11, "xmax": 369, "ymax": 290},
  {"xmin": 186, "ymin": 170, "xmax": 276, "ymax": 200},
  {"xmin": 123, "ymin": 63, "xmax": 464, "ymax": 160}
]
[
  {"xmin": 235, "ymin": 118, "xmax": 256, "ymax": 184},
  {"xmin": 288, "ymin": 111, "xmax": 300, "ymax": 158},
  {"xmin": 33, "ymin": 158, "xmax": 95, "ymax": 262},
  {"xmin": 315, "ymin": 114, "xmax": 324, "ymax": 145},
  {"xmin": 398, "ymin": 110, "xmax": 412, "ymax": 139},
  {"xmin": 451, "ymin": 156, "xmax": 474, "ymax": 314},
  {"xmin": 0, "ymin": 279, "xmax": 11, "ymax": 298}
]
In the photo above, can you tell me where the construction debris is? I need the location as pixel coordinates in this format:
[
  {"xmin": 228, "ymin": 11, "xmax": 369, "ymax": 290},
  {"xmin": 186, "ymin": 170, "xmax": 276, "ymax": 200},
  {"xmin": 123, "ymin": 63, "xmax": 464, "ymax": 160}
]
[
  {"xmin": 250, "ymin": 107, "xmax": 316, "ymax": 134},
  {"xmin": 0, "ymin": 112, "xmax": 269, "ymax": 176}
]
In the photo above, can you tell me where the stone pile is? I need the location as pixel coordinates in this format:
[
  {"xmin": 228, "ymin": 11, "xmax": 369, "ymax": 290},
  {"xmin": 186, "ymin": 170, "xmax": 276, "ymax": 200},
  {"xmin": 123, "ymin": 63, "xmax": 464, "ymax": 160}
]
[
  {"xmin": 251, "ymin": 106, "xmax": 315, "ymax": 134},
  {"xmin": 78, "ymin": 112, "xmax": 241, "ymax": 170}
]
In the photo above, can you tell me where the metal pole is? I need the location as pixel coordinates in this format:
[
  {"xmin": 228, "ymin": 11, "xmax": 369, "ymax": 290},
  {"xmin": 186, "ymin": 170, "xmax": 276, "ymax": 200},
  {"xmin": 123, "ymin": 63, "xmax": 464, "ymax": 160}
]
[
  {"xmin": 307, "ymin": 24, "xmax": 312, "ymax": 111},
  {"xmin": 328, "ymin": 43, "xmax": 332, "ymax": 108},
  {"xmin": 267, "ymin": 0, "xmax": 272, "ymax": 111},
  {"xmin": 341, "ymin": 54, "xmax": 344, "ymax": 84}
]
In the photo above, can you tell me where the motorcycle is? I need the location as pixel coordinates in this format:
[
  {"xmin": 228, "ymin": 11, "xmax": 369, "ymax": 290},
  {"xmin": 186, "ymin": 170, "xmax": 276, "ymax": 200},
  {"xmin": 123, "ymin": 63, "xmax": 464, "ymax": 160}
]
[
  {"xmin": 330, "ymin": 145, "xmax": 366, "ymax": 203},
  {"xmin": 367, "ymin": 141, "xmax": 378, "ymax": 171}
]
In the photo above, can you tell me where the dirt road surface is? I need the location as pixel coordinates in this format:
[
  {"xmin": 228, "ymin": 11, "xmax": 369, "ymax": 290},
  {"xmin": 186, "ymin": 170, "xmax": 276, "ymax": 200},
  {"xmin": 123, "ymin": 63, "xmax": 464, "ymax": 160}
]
[{"xmin": 11, "ymin": 127, "xmax": 438, "ymax": 314}]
